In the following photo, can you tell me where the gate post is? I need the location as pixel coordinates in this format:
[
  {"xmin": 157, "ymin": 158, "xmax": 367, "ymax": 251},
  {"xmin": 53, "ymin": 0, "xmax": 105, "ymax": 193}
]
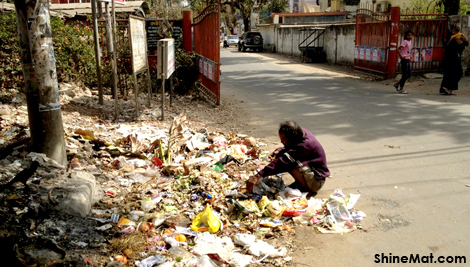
[
  {"xmin": 183, "ymin": 11, "xmax": 192, "ymax": 52},
  {"xmin": 387, "ymin": 7, "xmax": 400, "ymax": 79}
]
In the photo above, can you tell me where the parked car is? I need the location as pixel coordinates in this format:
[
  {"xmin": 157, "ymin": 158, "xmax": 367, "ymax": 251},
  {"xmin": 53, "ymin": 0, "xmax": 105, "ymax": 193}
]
[
  {"xmin": 238, "ymin": 32, "xmax": 263, "ymax": 52},
  {"xmin": 224, "ymin": 35, "xmax": 239, "ymax": 47}
]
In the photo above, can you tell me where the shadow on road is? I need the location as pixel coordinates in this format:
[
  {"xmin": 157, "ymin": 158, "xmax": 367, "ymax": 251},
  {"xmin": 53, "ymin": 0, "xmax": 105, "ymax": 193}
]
[{"xmin": 220, "ymin": 61, "xmax": 470, "ymax": 145}]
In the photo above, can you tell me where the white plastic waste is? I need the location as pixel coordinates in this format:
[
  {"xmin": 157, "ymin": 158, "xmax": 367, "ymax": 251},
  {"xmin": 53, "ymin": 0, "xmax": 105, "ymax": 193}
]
[
  {"xmin": 129, "ymin": 173, "xmax": 151, "ymax": 183},
  {"xmin": 351, "ymin": 211, "xmax": 367, "ymax": 222},
  {"xmin": 247, "ymin": 240, "xmax": 286, "ymax": 258},
  {"xmin": 197, "ymin": 255, "xmax": 222, "ymax": 267},
  {"xmin": 233, "ymin": 233, "xmax": 256, "ymax": 247},
  {"xmin": 345, "ymin": 194, "xmax": 361, "ymax": 209},
  {"xmin": 228, "ymin": 252, "xmax": 253, "ymax": 267},
  {"xmin": 165, "ymin": 236, "xmax": 187, "ymax": 247}
]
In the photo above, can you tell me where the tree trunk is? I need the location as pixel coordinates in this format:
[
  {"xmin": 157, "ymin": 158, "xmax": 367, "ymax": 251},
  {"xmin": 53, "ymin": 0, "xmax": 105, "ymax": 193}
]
[
  {"xmin": 444, "ymin": 0, "xmax": 460, "ymax": 15},
  {"xmin": 243, "ymin": 17, "xmax": 250, "ymax": 32},
  {"xmin": 14, "ymin": 0, "xmax": 67, "ymax": 166}
]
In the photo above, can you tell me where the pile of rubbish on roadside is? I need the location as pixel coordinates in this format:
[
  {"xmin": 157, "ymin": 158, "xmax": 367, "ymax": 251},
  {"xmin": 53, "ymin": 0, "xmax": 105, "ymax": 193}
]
[{"xmin": 1, "ymin": 96, "xmax": 366, "ymax": 266}]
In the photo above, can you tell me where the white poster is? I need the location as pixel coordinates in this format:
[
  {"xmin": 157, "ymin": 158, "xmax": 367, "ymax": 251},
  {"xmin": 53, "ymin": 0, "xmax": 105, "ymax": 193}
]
[{"xmin": 129, "ymin": 16, "xmax": 148, "ymax": 73}]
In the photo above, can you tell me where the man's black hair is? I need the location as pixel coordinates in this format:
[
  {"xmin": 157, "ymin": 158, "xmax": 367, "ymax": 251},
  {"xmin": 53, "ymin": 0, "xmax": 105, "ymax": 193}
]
[{"xmin": 279, "ymin": 121, "xmax": 304, "ymax": 144}]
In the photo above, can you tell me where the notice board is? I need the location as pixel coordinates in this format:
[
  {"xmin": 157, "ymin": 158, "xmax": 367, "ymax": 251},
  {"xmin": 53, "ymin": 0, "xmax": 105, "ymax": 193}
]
[
  {"xmin": 146, "ymin": 19, "xmax": 183, "ymax": 50},
  {"xmin": 157, "ymin": 38, "xmax": 175, "ymax": 80},
  {"xmin": 129, "ymin": 15, "xmax": 148, "ymax": 74}
]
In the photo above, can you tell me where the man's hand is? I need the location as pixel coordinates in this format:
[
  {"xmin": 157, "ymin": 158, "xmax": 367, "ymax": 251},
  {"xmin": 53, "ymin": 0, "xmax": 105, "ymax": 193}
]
[
  {"xmin": 246, "ymin": 174, "xmax": 261, "ymax": 193},
  {"xmin": 269, "ymin": 148, "xmax": 281, "ymax": 161}
]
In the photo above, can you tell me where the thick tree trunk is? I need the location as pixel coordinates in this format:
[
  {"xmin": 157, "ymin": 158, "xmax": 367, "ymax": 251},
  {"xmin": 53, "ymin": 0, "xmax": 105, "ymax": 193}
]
[
  {"xmin": 14, "ymin": 0, "xmax": 67, "ymax": 166},
  {"xmin": 243, "ymin": 17, "xmax": 250, "ymax": 32},
  {"xmin": 444, "ymin": 0, "xmax": 460, "ymax": 15}
]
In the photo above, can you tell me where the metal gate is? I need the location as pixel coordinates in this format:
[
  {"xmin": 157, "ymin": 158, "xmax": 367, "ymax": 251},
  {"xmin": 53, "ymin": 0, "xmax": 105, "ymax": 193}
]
[
  {"xmin": 355, "ymin": 6, "xmax": 448, "ymax": 79},
  {"xmin": 354, "ymin": 8, "xmax": 391, "ymax": 78},
  {"xmin": 398, "ymin": 12, "xmax": 448, "ymax": 73},
  {"xmin": 192, "ymin": 4, "xmax": 221, "ymax": 105}
]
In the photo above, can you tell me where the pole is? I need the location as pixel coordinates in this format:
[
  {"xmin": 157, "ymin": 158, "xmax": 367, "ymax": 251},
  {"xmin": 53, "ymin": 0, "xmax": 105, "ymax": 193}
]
[
  {"xmin": 14, "ymin": 0, "xmax": 67, "ymax": 166},
  {"xmin": 91, "ymin": 0, "xmax": 104, "ymax": 105},
  {"xmin": 161, "ymin": 78, "xmax": 165, "ymax": 121},
  {"xmin": 112, "ymin": 0, "xmax": 119, "ymax": 120},
  {"xmin": 134, "ymin": 72, "xmax": 139, "ymax": 118},
  {"xmin": 170, "ymin": 76, "xmax": 173, "ymax": 106},
  {"xmin": 182, "ymin": 11, "xmax": 192, "ymax": 52},
  {"xmin": 387, "ymin": 7, "xmax": 400, "ymax": 79},
  {"xmin": 146, "ymin": 69, "xmax": 152, "ymax": 107}
]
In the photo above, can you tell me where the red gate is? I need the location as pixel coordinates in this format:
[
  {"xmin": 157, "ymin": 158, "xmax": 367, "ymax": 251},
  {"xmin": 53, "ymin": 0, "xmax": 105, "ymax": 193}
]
[
  {"xmin": 398, "ymin": 12, "xmax": 448, "ymax": 73},
  {"xmin": 355, "ymin": 6, "xmax": 448, "ymax": 79},
  {"xmin": 192, "ymin": 4, "xmax": 221, "ymax": 105},
  {"xmin": 354, "ymin": 8, "xmax": 392, "ymax": 78}
]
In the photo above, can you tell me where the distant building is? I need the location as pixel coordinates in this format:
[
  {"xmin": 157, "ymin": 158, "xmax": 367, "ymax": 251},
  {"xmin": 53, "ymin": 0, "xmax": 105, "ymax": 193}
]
[
  {"xmin": 359, "ymin": 0, "xmax": 409, "ymax": 12},
  {"xmin": 49, "ymin": 1, "xmax": 149, "ymax": 19}
]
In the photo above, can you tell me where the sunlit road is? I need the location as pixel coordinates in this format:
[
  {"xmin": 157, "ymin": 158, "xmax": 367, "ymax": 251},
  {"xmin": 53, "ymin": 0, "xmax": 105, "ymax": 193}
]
[{"xmin": 220, "ymin": 47, "xmax": 470, "ymax": 266}]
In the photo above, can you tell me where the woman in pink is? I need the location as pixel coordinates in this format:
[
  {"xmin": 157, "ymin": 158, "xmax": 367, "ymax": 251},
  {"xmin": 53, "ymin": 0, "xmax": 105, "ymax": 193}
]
[{"xmin": 394, "ymin": 30, "xmax": 413, "ymax": 94}]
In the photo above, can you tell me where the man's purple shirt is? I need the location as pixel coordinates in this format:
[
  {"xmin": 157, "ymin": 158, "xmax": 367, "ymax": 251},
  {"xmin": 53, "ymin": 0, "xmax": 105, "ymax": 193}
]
[{"xmin": 258, "ymin": 128, "xmax": 330, "ymax": 178}]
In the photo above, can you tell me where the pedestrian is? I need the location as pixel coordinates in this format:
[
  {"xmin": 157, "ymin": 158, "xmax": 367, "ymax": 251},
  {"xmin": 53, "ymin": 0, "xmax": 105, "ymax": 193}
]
[
  {"xmin": 393, "ymin": 30, "xmax": 414, "ymax": 94},
  {"xmin": 440, "ymin": 26, "xmax": 469, "ymax": 95},
  {"xmin": 245, "ymin": 121, "xmax": 330, "ymax": 197}
]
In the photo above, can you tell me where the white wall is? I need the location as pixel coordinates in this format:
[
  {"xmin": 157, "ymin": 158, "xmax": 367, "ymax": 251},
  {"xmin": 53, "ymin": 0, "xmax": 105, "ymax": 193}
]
[
  {"xmin": 259, "ymin": 23, "xmax": 356, "ymax": 65},
  {"xmin": 359, "ymin": 0, "xmax": 407, "ymax": 8}
]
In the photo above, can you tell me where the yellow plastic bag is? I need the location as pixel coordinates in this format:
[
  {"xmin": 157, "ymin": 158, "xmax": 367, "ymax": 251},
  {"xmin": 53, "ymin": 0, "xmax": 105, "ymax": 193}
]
[
  {"xmin": 258, "ymin": 196, "xmax": 271, "ymax": 216},
  {"xmin": 190, "ymin": 205, "xmax": 221, "ymax": 233}
]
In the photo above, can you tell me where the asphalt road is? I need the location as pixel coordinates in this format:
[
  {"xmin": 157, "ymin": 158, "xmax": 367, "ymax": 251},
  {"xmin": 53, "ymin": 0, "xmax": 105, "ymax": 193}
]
[{"xmin": 220, "ymin": 47, "xmax": 470, "ymax": 266}]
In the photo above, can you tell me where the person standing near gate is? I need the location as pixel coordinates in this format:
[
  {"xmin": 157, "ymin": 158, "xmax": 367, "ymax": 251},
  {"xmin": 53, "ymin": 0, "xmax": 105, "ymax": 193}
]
[
  {"xmin": 393, "ymin": 30, "xmax": 414, "ymax": 94},
  {"xmin": 439, "ymin": 26, "xmax": 469, "ymax": 95}
]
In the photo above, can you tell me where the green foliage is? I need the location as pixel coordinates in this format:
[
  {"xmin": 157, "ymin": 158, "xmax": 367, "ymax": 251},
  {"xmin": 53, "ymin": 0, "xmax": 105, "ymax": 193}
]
[
  {"xmin": 403, "ymin": 0, "xmax": 469, "ymax": 15},
  {"xmin": 50, "ymin": 17, "xmax": 97, "ymax": 85},
  {"xmin": 267, "ymin": 0, "xmax": 289, "ymax": 13},
  {"xmin": 173, "ymin": 48, "xmax": 199, "ymax": 95},
  {"xmin": 403, "ymin": 0, "xmax": 444, "ymax": 13},
  {"xmin": 146, "ymin": 0, "xmax": 189, "ymax": 19},
  {"xmin": 0, "ymin": 12, "xmax": 98, "ymax": 89},
  {"xmin": 0, "ymin": 12, "xmax": 22, "ymax": 89}
]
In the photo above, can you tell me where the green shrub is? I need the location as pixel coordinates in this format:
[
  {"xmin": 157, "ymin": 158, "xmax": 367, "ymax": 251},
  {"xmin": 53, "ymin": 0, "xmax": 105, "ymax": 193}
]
[
  {"xmin": 173, "ymin": 48, "xmax": 199, "ymax": 95},
  {"xmin": 0, "ymin": 12, "xmax": 22, "ymax": 89},
  {"xmin": 0, "ymin": 12, "xmax": 98, "ymax": 89},
  {"xmin": 50, "ymin": 17, "xmax": 97, "ymax": 86}
]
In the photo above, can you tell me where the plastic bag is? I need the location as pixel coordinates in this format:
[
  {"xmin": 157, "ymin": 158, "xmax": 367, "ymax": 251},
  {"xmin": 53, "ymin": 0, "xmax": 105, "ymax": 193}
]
[
  {"xmin": 326, "ymin": 196, "xmax": 351, "ymax": 221},
  {"xmin": 247, "ymin": 240, "xmax": 286, "ymax": 258},
  {"xmin": 233, "ymin": 233, "xmax": 256, "ymax": 247},
  {"xmin": 190, "ymin": 205, "xmax": 221, "ymax": 233},
  {"xmin": 229, "ymin": 252, "xmax": 253, "ymax": 267},
  {"xmin": 141, "ymin": 197, "xmax": 156, "ymax": 212},
  {"xmin": 266, "ymin": 200, "xmax": 286, "ymax": 218},
  {"xmin": 257, "ymin": 196, "xmax": 270, "ymax": 215},
  {"xmin": 135, "ymin": 255, "xmax": 166, "ymax": 267},
  {"xmin": 197, "ymin": 255, "xmax": 222, "ymax": 267}
]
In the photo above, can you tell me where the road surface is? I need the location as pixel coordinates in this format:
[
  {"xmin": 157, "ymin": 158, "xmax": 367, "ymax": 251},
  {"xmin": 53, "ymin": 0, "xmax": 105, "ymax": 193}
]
[{"xmin": 220, "ymin": 48, "xmax": 470, "ymax": 266}]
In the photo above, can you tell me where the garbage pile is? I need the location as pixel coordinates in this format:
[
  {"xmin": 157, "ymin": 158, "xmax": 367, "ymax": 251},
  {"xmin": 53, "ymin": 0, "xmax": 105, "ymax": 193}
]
[{"xmin": 0, "ymin": 84, "xmax": 366, "ymax": 266}]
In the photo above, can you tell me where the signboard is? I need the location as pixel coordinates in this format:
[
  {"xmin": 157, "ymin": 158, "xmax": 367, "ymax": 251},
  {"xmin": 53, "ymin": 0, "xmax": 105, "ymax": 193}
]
[
  {"xmin": 197, "ymin": 55, "xmax": 217, "ymax": 82},
  {"xmin": 355, "ymin": 46, "xmax": 384, "ymax": 63},
  {"xmin": 146, "ymin": 20, "xmax": 183, "ymax": 50},
  {"xmin": 99, "ymin": 0, "xmax": 126, "ymax": 4},
  {"xmin": 128, "ymin": 15, "xmax": 148, "ymax": 74},
  {"xmin": 157, "ymin": 38, "xmax": 175, "ymax": 79},
  {"xmin": 128, "ymin": 16, "xmax": 152, "ymax": 119}
]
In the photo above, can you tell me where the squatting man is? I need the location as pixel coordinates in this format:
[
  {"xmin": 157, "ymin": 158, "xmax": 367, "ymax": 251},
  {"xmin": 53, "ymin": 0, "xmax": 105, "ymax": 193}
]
[{"xmin": 245, "ymin": 121, "xmax": 330, "ymax": 197}]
